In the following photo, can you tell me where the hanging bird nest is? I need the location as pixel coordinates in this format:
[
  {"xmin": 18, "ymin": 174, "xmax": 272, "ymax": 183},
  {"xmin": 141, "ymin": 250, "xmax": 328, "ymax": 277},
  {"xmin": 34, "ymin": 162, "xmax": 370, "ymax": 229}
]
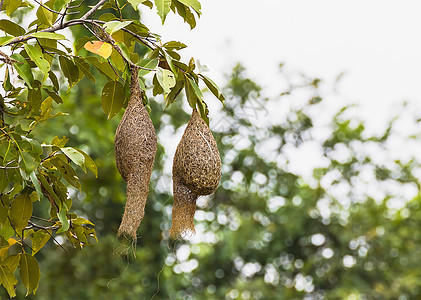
[
  {"xmin": 114, "ymin": 66, "xmax": 157, "ymax": 241},
  {"xmin": 171, "ymin": 109, "xmax": 221, "ymax": 238}
]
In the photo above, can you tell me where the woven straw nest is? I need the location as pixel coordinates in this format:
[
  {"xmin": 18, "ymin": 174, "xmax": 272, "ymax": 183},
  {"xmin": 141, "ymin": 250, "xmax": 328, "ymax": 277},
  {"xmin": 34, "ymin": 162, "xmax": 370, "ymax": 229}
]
[
  {"xmin": 170, "ymin": 109, "xmax": 221, "ymax": 238},
  {"xmin": 114, "ymin": 67, "xmax": 157, "ymax": 241}
]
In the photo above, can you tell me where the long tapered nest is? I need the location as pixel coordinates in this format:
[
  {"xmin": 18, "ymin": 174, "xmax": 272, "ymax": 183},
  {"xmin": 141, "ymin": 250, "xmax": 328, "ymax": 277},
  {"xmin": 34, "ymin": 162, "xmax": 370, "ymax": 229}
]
[
  {"xmin": 115, "ymin": 66, "xmax": 157, "ymax": 241},
  {"xmin": 170, "ymin": 109, "xmax": 221, "ymax": 238}
]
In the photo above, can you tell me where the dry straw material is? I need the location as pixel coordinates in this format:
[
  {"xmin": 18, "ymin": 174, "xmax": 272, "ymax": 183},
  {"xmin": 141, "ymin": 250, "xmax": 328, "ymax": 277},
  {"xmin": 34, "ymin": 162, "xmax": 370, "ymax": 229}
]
[
  {"xmin": 171, "ymin": 109, "xmax": 221, "ymax": 238},
  {"xmin": 114, "ymin": 66, "xmax": 157, "ymax": 241}
]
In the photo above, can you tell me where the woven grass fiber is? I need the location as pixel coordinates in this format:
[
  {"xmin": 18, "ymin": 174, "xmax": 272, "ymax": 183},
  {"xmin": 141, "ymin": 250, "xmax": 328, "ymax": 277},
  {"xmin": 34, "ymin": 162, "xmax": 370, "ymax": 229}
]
[
  {"xmin": 171, "ymin": 109, "xmax": 221, "ymax": 238},
  {"xmin": 114, "ymin": 66, "xmax": 157, "ymax": 241}
]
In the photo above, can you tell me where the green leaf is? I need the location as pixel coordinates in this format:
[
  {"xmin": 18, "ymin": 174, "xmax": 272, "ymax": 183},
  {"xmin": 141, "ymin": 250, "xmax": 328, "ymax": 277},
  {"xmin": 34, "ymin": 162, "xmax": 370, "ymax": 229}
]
[
  {"xmin": 0, "ymin": 219, "xmax": 14, "ymax": 240},
  {"xmin": 155, "ymin": 0, "xmax": 171, "ymax": 24},
  {"xmin": 74, "ymin": 57, "xmax": 95, "ymax": 83},
  {"xmin": 0, "ymin": 198, "xmax": 8, "ymax": 224},
  {"xmin": 101, "ymin": 81, "xmax": 125, "ymax": 120},
  {"xmin": 156, "ymin": 68, "xmax": 176, "ymax": 99},
  {"xmin": 11, "ymin": 53, "xmax": 34, "ymax": 88},
  {"xmin": 163, "ymin": 41, "xmax": 187, "ymax": 50},
  {"xmin": 188, "ymin": 57, "xmax": 195, "ymax": 71},
  {"xmin": 75, "ymin": 149, "xmax": 98, "ymax": 178},
  {"xmin": 173, "ymin": 1, "xmax": 196, "ymax": 29},
  {"xmin": 59, "ymin": 56, "xmax": 79, "ymax": 88},
  {"xmin": 0, "ymin": 36, "xmax": 14, "ymax": 46},
  {"xmin": 185, "ymin": 76, "xmax": 197, "ymax": 109},
  {"xmin": 6, "ymin": 0, "xmax": 22, "ymax": 16},
  {"xmin": 29, "ymin": 171, "xmax": 42, "ymax": 199},
  {"xmin": 185, "ymin": 76, "xmax": 209, "ymax": 124},
  {"xmin": 187, "ymin": 77, "xmax": 203, "ymax": 100},
  {"xmin": 57, "ymin": 203, "xmax": 69, "ymax": 233},
  {"xmin": 0, "ymin": 19, "xmax": 25, "ymax": 36},
  {"xmin": 137, "ymin": 58, "xmax": 159, "ymax": 77},
  {"xmin": 104, "ymin": 20, "xmax": 133, "ymax": 35},
  {"xmin": 184, "ymin": 6, "xmax": 196, "ymax": 29},
  {"xmin": 177, "ymin": 0, "xmax": 201, "ymax": 14},
  {"xmin": 86, "ymin": 56, "xmax": 118, "ymax": 81},
  {"xmin": 37, "ymin": 174, "xmax": 61, "ymax": 210},
  {"xmin": 2, "ymin": 255, "xmax": 21, "ymax": 273},
  {"xmin": 19, "ymin": 151, "xmax": 39, "ymax": 173},
  {"xmin": 48, "ymin": 155, "xmax": 80, "ymax": 189},
  {"xmin": 199, "ymin": 74, "xmax": 225, "ymax": 102},
  {"xmin": 116, "ymin": 41, "xmax": 131, "ymax": 63},
  {"xmin": 165, "ymin": 79, "xmax": 184, "ymax": 108},
  {"xmin": 30, "ymin": 32, "xmax": 66, "ymax": 40},
  {"xmin": 53, "ymin": 0, "xmax": 71, "ymax": 11},
  {"xmin": 49, "ymin": 71, "xmax": 59, "ymax": 90},
  {"xmin": 30, "ymin": 230, "xmax": 51, "ymax": 255},
  {"xmin": 51, "ymin": 136, "xmax": 69, "ymax": 148},
  {"xmin": 152, "ymin": 73, "xmax": 164, "ymax": 96},
  {"xmin": 36, "ymin": 5, "xmax": 54, "ymax": 26},
  {"xmin": 61, "ymin": 147, "xmax": 85, "ymax": 167},
  {"xmin": 9, "ymin": 191, "xmax": 33, "ymax": 232},
  {"xmin": 3, "ymin": 66, "xmax": 12, "ymax": 91},
  {"xmin": 162, "ymin": 50, "xmax": 178, "ymax": 78},
  {"xmin": 196, "ymin": 97, "xmax": 209, "ymax": 125},
  {"xmin": 72, "ymin": 217, "xmax": 94, "ymax": 226},
  {"xmin": 28, "ymin": 84, "xmax": 43, "ymax": 114},
  {"xmin": 32, "ymin": 96, "xmax": 67, "ymax": 125},
  {"xmin": 0, "ymin": 265, "xmax": 18, "ymax": 297},
  {"xmin": 128, "ymin": 0, "xmax": 150, "ymax": 10},
  {"xmin": 19, "ymin": 253, "xmax": 40, "ymax": 296},
  {"xmin": 24, "ymin": 44, "xmax": 50, "ymax": 81},
  {"xmin": 43, "ymin": 88, "xmax": 63, "ymax": 104}
]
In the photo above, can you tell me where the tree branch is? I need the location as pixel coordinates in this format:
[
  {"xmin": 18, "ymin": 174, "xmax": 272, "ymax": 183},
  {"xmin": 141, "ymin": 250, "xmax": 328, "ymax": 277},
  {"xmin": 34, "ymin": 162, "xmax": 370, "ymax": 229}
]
[
  {"xmin": 0, "ymin": 165, "xmax": 19, "ymax": 170},
  {"xmin": 5, "ymin": 0, "xmax": 108, "ymax": 46},
  {"xmin": 80, "ymin": 0, "xmax": 107, "ymax": 20}
]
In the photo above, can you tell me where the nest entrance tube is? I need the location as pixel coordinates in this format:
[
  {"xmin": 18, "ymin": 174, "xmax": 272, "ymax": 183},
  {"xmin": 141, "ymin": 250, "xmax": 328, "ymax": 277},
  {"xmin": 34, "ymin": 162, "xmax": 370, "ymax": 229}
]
[
  {"xmin": 114, "ymin": 66, "xmax": 157, "ymax": 241},
  {"xmin": 170, "ymin": 109, "xmax": 221, "ymax": 238}
]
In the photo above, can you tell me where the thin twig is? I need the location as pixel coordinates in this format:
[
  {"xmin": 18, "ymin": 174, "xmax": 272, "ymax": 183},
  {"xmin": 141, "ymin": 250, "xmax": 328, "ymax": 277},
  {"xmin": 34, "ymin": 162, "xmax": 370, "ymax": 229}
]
[
  {"xmin": 0, "ymin": 50, "xmax": 19, "ymax": 65},
  {"xmin": 28, "ymin": 220, "xmax": 59, "ymax": 231},
  {"xmin": 58, "ymin": 1, "xmax": 70, "ymax": 27},
  {"xmin": 45, "ymin": 227, "xmax": 68, "ymax": 253},
  {"xmin": 68, "ymin": 0, "xmax": 86, "ymax": 9},
  {"xmin": 0, "ymin": 165, "xmax": 19, "ymax": 169},
  {"xmin": 33, "ymin": 0, "xmax": 64, "ymax": 15},
  {"xmin": 108, "ymin": 58, "xmax": 125, "ymax": 82},
  {"xmin": 115, "ymin": 0, "xmax": 123, "ymax": 20},
  {"xmin": 0, "ymin": 127, "xmax": 10, "ymax": 138},
  {"xmin": 80, "ymin": 0, "xmax": 107, "ymax": 20},
  {"xmin": 0, "ymin": 0, "xmax": 4, "ymax": 12},
  {"xmin": 31, "ymin": 215, "xmax": 56, "ymax": 223},
  {"xmin": 82, "ymin": 23, "xmax": 96, "ymax": 37},
  {"xmin": 41, "ymin": 150, "xmax": 58, "ymax": 162}
]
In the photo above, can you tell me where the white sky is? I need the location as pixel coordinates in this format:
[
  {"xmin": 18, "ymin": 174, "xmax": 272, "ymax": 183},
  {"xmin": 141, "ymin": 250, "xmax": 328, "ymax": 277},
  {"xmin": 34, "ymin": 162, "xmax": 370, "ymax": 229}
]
[{"xmin": 141, "ymin": 0, "xmax": 421, "ymax": 126}]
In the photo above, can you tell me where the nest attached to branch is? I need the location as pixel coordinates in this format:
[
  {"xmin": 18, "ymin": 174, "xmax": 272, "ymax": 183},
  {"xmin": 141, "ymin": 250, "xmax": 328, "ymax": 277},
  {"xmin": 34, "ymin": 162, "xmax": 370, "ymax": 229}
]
[
  {"xmin": 114, "ymin": 66, "xmax": 157, "ymax": 241},
  {"xmin": 171, "ymin": 109, "xmax": 221, "ymax": 238}
]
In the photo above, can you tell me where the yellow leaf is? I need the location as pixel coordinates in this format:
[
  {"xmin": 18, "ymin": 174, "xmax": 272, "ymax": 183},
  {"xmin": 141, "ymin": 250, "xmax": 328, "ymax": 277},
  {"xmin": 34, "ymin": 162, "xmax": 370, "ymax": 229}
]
[
  {"xmin": 84, "ymin": 41, "xmax": 112, "ymax": 59},
  {"xmin": 7, "ymin": 238, "xmax": 18, "ymax": 246}
]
